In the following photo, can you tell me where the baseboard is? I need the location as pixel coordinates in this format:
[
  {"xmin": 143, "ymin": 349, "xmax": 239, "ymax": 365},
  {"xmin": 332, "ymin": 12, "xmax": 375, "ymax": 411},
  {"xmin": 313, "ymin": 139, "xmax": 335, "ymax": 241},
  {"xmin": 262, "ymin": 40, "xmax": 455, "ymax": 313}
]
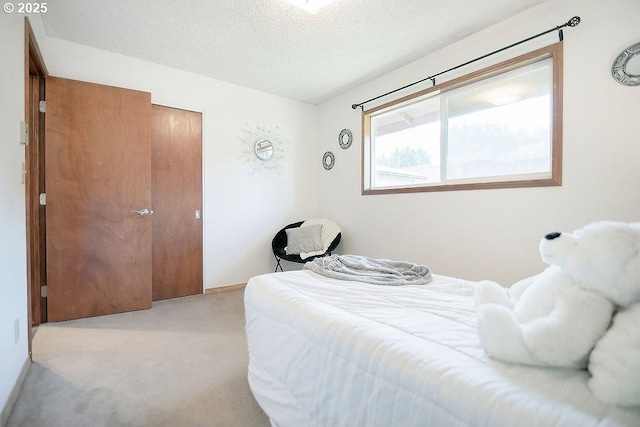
[
  {"xmin": 0, "ymin": 356, "xmax": 30, "ymax": 427},
  {"xmin": 205, "ymin": 283, "xmax": 246, "ymax": 294}
]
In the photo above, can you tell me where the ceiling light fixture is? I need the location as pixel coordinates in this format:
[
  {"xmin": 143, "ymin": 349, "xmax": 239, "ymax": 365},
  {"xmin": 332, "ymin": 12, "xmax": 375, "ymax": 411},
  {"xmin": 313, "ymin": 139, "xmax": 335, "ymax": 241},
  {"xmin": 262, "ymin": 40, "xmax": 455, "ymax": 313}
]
[{"xmin": 284, "ymin": 0, "xmax": 334, "ymax": 14}]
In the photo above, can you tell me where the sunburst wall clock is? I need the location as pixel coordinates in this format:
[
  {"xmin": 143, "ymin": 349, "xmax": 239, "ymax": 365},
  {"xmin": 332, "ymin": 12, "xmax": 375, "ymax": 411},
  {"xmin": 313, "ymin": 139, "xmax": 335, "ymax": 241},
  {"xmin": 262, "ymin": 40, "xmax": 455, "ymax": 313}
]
[{"xmin": 237, "ymin": 120, "xmax": 288, "ymax": 174}]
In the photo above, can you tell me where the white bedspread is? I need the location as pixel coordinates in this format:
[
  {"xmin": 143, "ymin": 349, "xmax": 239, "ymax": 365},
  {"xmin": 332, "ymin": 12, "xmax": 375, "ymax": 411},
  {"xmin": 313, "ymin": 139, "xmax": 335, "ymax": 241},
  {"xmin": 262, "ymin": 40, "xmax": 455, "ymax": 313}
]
[{"xmin": 244, "ymin": 270, "xmax": 640, "ymax": 427}]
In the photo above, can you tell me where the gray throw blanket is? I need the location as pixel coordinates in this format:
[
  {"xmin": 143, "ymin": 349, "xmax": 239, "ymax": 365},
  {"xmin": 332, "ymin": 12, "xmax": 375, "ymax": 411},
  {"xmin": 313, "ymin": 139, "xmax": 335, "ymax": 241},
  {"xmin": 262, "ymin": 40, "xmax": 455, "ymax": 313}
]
[{"xmin": 303, "ymin": 254, "xmax": 432, "ymax": 286}]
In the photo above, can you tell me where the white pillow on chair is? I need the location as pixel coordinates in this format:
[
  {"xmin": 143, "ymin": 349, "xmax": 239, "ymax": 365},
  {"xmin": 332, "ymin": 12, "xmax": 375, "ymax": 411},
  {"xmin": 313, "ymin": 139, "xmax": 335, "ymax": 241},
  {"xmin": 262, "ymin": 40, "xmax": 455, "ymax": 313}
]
[{"xmin": 285, "ymin": 224, "xmax": 323, "ymax": 255}]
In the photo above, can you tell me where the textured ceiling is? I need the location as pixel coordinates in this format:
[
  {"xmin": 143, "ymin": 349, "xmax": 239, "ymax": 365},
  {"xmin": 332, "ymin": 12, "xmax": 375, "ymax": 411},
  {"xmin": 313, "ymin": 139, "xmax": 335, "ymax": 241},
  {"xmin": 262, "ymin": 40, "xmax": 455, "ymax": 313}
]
[{"xmin": 40, "ymin": 0, "xmax": 548, "ymax": 105}]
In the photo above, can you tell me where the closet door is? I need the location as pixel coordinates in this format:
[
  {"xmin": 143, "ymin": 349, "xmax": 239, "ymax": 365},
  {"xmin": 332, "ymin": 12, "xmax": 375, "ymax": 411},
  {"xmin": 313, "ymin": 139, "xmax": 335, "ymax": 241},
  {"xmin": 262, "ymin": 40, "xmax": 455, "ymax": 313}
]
[
  {"xmin": 151, "ymin": 105, "xmax": 203, "ymax": 300},
  {"xmin": 45, "ymin": 77, "xmax": 153, "ymax": 321}
]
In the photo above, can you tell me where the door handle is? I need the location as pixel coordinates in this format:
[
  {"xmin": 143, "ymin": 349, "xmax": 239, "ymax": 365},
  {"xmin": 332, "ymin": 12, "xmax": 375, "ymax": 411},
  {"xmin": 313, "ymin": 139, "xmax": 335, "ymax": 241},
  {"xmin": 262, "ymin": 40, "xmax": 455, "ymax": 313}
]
[{"xmin": 131, "ymin": 208, "xmax": 153, "ymax": 217}]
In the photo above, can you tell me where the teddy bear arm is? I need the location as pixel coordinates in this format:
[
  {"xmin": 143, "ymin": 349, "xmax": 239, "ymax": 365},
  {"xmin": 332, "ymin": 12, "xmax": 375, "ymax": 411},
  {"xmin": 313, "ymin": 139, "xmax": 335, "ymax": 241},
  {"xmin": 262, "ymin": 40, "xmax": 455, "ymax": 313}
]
[
  {"xmin": 588, "ymin": 303, "xmax": 640, "ymax": 406},
  {"xmin": 522, "ymin": 296, "xmax": 615, "ymax": 367},
  {"xmin": 509, "ymin": 274, "xmax": 539, "ymax": 301},
  {"xmin": 475, "ymin": 280, "xmax": 513, "ymax": 309}
]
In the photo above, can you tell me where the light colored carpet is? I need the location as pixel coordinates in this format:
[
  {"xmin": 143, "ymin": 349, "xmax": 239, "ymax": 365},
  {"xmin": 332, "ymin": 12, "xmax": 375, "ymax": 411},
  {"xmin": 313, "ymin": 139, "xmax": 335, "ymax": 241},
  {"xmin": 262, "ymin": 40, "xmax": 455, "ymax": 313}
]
[{"xmin": 7, "ymin": 289, "xmax": 271, "ymax": 427}]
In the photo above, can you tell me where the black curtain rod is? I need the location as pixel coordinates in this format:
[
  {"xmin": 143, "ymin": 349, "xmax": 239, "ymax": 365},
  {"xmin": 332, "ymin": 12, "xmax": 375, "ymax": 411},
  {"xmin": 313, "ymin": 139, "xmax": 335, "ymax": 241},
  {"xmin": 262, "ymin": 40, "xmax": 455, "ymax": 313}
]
[{"xmin": 351, "ymin": 16, "xmax": 581, "ymax": 111}]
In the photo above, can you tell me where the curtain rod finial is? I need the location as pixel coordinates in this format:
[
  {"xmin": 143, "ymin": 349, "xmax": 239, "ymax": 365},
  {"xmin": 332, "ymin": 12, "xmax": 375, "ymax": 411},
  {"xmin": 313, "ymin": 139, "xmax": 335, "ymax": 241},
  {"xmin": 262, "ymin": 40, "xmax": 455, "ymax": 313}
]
[
  {"xmin": 351, "ymin": 104, "xmax": 359, "ymax": 110},
  {"xmin": 567, "ymin": 16, "xmax": 581, "ymax": 27}
]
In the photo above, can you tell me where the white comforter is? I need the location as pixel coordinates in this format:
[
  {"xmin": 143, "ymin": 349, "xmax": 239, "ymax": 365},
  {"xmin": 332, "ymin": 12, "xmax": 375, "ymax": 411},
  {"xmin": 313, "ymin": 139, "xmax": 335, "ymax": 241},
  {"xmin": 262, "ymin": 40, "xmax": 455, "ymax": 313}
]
[{"xmin": 244, "ymin": 270, "xmax": 640, "ymax": 427}]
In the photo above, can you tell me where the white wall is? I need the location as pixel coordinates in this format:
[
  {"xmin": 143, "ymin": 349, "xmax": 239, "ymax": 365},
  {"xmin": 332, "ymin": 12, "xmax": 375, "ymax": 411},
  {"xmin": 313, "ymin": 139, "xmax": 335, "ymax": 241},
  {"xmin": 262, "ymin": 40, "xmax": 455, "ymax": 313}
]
[
  {"xmin": 0, "ymin": 13, "xmax": 30, "ymax": 416},
  {"xmin": 28, "ymin": 18, "xmax": 319, "ymax": 288},
  {"xmin": 317, "ymin": 0, "xmax": 640, "ymax": 285}
]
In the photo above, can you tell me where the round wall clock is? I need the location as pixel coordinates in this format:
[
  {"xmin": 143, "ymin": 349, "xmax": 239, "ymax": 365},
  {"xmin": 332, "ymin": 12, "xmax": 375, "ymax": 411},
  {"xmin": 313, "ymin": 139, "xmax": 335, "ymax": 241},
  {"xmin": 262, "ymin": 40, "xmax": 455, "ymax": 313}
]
[
  {"xmin": 254, "ymin": 138, "xmax": 274, "ymax": 160},
  {"xmin": 338, "ymin": 129, "xmax": 353, "ymax": 149},
  {"xmin": 612, "ymin": 42, "xmax": 640, "ymax": 86},
  {"xmin": 322, "ymin": 151, "xmax": 335, "ymax": 170}
]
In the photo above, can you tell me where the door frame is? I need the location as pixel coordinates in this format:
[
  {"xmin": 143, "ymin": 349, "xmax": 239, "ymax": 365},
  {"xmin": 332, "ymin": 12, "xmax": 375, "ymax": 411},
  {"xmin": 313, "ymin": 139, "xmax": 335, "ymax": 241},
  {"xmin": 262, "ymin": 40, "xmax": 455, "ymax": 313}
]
[{"xmin": 24, "ymin": 17, "xmax": 48, "ymax": 357}]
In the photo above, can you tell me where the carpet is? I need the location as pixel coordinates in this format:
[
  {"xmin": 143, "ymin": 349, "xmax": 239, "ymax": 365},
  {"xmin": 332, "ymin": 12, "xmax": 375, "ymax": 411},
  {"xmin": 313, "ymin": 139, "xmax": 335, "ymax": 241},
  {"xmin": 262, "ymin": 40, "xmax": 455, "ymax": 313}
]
[{"xmin": 6, "ymin": 289, "xmax": 271, "ymax": 427}]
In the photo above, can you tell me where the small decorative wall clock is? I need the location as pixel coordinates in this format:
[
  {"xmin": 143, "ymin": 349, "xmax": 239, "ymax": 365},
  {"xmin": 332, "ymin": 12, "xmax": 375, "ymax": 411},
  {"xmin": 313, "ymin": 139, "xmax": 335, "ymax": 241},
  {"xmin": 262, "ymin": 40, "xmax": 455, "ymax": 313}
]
[
  {"xmin": 338, "ymin": 128, "xmax": 353, "ymax": 149},
  {"xmin": 237, "ymin": 120, "xmax": 288, "ymax": 174},
  {"xmin": 322, "ymin": 151, "xmax": 335, "ymax": 170}
]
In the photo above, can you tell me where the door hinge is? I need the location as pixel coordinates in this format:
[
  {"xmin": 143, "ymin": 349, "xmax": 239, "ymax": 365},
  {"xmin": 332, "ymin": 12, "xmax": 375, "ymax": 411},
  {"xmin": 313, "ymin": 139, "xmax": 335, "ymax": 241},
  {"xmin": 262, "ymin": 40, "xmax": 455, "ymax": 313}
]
[
  {"xmin": 39, "ymin": 100, "xmax": 46, "ymax": 113},
  {"xmin": 39, "ymin": 193, "xmax": 46, "ymax": 206},
  {"xmin": 41, "ymin": 285, "xmax": 48, "ymax": 298}
]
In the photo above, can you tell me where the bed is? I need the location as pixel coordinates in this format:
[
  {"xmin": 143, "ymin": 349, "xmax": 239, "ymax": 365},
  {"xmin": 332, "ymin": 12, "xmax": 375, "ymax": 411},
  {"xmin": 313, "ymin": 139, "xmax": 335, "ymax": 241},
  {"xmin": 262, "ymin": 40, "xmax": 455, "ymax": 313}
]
[{"xmin": 244, "ymin": 269, "xmax": 640, "ymax": 427}]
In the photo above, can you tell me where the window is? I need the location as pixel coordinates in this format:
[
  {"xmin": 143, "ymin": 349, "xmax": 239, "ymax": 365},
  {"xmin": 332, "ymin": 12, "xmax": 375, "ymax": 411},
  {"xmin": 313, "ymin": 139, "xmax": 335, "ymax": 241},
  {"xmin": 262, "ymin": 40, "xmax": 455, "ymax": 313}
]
[{"xmin": 362, "ymin": 43, "xmax": 562, "ymax": 194}]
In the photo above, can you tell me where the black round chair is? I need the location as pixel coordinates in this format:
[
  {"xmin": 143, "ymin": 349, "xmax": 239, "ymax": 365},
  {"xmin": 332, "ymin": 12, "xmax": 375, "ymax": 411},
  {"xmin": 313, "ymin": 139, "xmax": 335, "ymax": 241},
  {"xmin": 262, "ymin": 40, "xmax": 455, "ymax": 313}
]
[{"xmin": 272, "ymin": 221, "xmax": 341, "ymax": 272}]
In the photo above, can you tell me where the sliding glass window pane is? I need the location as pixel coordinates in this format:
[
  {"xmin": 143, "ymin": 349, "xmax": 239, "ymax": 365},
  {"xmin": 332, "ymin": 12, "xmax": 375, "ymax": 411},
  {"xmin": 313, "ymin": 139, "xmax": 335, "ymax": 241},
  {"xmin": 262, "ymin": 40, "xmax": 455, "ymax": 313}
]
[
  {"xmin": 446, "ymin": 60, "xmax": 552, "ymax": 181},
  {"xmin": 372, "ymin": 96, "xmax": 441, "ymax": 188}
]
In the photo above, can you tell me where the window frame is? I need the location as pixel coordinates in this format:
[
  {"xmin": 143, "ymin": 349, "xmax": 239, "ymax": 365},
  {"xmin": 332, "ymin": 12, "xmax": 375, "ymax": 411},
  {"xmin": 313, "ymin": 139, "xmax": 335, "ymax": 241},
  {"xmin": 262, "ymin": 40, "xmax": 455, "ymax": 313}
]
[{"xmin": 361, "ymin": 42, "xmax": 563, "ymax": 195}]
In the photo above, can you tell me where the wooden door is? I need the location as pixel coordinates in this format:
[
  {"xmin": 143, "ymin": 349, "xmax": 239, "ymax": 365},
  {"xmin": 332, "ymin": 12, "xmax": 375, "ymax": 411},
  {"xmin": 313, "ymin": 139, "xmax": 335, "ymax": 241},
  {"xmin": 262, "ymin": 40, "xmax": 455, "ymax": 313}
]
[
  {"xmin": 45, "ymin": 77, "xmax": 153, "ymax": 322},
  {"xmin": 151, "ymin": 105, "xmax": 203, "ymax": 301}
]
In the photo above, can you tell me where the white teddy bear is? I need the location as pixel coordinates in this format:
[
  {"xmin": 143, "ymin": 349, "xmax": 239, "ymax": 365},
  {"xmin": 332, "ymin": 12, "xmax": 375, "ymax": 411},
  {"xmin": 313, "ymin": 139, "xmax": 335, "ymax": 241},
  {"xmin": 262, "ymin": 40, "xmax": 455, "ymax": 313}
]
[{"xmin": 475, "ymin": 220, "xmax": 640, "ymax": 370}]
